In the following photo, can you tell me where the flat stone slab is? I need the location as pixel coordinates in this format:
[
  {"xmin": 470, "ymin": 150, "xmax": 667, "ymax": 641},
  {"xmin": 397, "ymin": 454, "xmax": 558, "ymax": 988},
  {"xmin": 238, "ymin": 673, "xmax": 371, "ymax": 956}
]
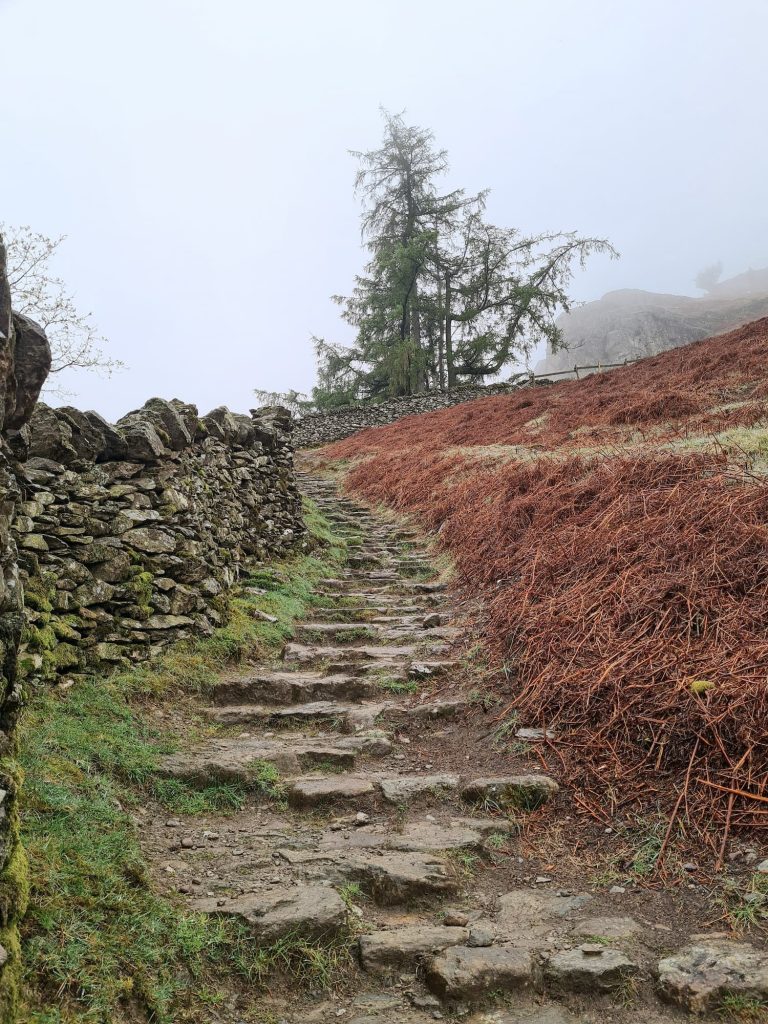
[
  {"xmin": 287, "ymin": 774, "xmax": 377, "ymax": 807},
  {"xmin": 657, "ymin": 941, "xmax": 768, "ymax": 1012},
  {"xmin": 284, "ymin": 642, "xmax": 419, "ymax": 664},
  {"xmin": 467, "ymin": 1009, "xmax": 573, "ymax": 1024},
  {"xmin": 317, "ymin": 818, "xmax": 511, "ymax": 854},
  {"xmin": 278, "ymin": 847, "xmax": 458, "ymax": 904},
  {"xmin": 358, "ymin": 925, "xmax": 469, "ymax": 972},
  {"xmin": 192, "ymin": 885, "xmax": 347, "ymax": 943},
  {"xmin": 461, "ymin": 775, "xmax": 559, "ymax": 811},
  {"xmin": 497, "ymin": 890, "xmax": 593, "ymax": 943},
  {"xmin": 208, "ymin": 699, "xmax": 387, "ymax": 729},
  {"xmin": 211, "ymin": 671, "xmax": 376, "ymax": 705},
  {"xmin": 159, "ymin": 732, "xmax": 391, "ymax": 781},
  {"xmin": 427, "ymin": 945, "xmax": 532, "ymax": 1000},
  {"xmin": 539, "ymin": 946, "xmax": 639, "ymax": 994},
  {"xmin": 380, "ymin": 774, "xmax": 460, "ymax": 804},
  {"xmin": 572, "ymin": 915, "xmax": 642, "ymax": 941}
]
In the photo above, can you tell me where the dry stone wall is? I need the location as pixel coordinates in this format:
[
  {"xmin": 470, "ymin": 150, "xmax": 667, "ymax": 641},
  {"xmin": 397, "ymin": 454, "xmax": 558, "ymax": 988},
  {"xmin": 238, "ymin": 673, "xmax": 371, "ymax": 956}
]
[
  {"xmin": 0, "ymin": 235, "xmax": 51, "ymax": 1021},
  {"xmin": 293, "ymin": 380, "xmax": 542, "ymax": 447},
  {"xmin": 11, "ymin": 398, "xmax": 305, "ymax": 683}
]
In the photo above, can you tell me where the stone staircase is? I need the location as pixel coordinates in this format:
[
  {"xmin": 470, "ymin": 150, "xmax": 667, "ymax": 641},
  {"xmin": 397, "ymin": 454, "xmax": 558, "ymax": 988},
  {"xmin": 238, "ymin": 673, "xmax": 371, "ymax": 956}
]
[{"xmin": 145, "ymin": 471, "xmax": 768, "ymax": 1022}]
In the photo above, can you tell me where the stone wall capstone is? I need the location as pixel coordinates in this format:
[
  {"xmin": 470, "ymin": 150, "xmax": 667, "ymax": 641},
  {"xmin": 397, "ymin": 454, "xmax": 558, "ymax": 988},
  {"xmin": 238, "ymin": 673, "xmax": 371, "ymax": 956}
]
[
  {"xmin": 0, "ymin": 233, "xmax": 51, "ymax": 1021},
  {"xmin": 11, "ymin": 398, "xmax": 305, "ymax": 683},
  {"xmin": 293, "ymin": 379, "xmax": 547, "ymax": 448}
]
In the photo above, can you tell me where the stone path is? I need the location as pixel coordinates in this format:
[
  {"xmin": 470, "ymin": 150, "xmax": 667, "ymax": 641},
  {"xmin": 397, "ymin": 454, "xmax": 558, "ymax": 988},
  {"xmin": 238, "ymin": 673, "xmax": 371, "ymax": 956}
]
[{"xmin": 142, "ymin": 471, "xmax": 768, "ymax": 1022}]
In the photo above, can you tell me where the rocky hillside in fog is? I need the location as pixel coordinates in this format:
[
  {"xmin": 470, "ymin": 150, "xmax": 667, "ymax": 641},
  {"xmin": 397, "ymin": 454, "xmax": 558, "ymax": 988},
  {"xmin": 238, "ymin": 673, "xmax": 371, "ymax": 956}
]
[{"xmin": 536, "ymin": 267, "xmax": 768, "ymax": 373}]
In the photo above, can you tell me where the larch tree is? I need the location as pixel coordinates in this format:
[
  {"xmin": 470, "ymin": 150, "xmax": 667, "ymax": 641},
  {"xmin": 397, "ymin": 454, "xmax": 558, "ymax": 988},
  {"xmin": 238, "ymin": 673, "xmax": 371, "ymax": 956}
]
[{"xmin": 312, "ymin": 110, "xmax": 617, "ymax": 406}]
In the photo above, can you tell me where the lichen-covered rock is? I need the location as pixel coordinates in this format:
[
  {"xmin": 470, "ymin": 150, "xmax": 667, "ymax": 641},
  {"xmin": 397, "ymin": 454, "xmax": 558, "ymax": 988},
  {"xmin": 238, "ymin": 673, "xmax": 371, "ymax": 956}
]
[
  {"xmin": 461, "ymin": 775, "xmax": 559, "ymax": 810},
  {"xmin": 657, "ymin": 942, "xmax": 768, "ymax": 1013}
]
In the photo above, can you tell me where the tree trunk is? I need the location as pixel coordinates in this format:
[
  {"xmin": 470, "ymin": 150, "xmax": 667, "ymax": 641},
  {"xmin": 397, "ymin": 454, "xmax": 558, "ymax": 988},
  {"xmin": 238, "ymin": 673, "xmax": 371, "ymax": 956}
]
[
  {"xmin": 410, "ymin": 280, "xmax": 423, "ymax": 393},
  {"xmin": 445, "ymin": 272, "xmax": 456, "ymax": 387}
]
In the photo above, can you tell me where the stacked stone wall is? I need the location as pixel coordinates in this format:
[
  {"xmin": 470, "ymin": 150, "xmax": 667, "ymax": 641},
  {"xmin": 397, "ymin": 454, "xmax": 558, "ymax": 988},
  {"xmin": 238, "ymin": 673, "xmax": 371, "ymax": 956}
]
[
  {"xmin": 0, "ymin": 235, "xmax": 51, "ymax": 1020},
  {"xmin": 293, "ymin": 379, "xmax": 550, "ymax": 447},
  {"xmin": 10, "ymin": 399, "xmax": 305, "ymax": 683}
]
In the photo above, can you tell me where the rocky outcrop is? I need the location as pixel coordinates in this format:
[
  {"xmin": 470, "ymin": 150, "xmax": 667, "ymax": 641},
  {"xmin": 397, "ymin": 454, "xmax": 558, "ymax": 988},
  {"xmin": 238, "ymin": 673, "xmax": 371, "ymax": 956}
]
[
  {"xmin": 11, "ymin": 399, "xmax": 305, "ymax": 681},
  {"xmin": 0, "ymin": 233, "xmax": 51, "ymax": 1021},
  {"xmin": 535, "ymin": 277, "xmax": 768, "ymax": 375}
]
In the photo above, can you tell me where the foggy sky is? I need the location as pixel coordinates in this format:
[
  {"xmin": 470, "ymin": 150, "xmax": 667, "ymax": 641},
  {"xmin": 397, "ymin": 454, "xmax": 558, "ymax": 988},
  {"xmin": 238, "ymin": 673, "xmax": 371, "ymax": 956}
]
[{"xmin": 1, "ymin": 0, "xmax": 766, "ymax": 421}]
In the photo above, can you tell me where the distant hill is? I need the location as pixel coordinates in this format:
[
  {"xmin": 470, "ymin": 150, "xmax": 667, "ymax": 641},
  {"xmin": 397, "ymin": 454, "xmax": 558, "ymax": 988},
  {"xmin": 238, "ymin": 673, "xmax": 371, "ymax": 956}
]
[{"xmin": 535, "ymin": 267, "xmax": 768, "ymax": 373}]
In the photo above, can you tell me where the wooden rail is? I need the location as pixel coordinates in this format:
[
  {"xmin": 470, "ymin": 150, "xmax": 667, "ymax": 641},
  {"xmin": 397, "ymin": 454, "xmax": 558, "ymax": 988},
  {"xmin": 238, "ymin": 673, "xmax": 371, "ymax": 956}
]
[{"xmin": 519, "ymin": 357, "xmax": 641, "ymax": 383}]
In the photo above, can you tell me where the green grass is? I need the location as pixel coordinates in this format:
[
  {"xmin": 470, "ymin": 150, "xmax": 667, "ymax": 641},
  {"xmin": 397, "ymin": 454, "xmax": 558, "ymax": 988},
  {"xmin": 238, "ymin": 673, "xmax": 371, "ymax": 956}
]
[
  {"xmin": 718, "ymin": 994, "xmax": 768, "ymax": 1021},
  {"xmin": 721, "ymin": 873, "xmax": 768, "ymax": 932},
  {"xmin": 376, "ymin": 676, "xmax": 418, "ymax": 695},
  {"xmin": 18, "ymin": 498, "xmax": 353, "ymax": 1023}
]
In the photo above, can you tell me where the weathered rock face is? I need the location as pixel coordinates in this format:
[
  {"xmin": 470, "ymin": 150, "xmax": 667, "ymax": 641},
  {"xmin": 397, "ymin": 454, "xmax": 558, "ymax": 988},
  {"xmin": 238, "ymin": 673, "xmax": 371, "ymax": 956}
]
[
  {"xmin": 0, "ymin": 232, "xmax": 51, "ymax": 1020},
  {"xmin": 535, "ymin": 282, "xmax": 768, "ymax": 376},
  {"xmin": 12, "ymin": 398, "xmax": 305, "ymax": 680}
]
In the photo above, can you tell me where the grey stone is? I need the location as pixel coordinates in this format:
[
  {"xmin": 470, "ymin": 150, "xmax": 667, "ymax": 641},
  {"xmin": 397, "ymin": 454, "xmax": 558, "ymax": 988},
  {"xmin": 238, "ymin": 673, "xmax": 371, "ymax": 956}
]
[
  {"xmin": 539, "ymin": 947, "xmax": 639, "ymax": 994},
  {"xmin": 573, "ymin": 915, "xmax": 641, "ymax": 940},
  {"xmin": 123, "ymin": 527, "xmax": 177, "ymax": 553},
  {"xmin": 380, "ymin": 774, "xmax": 459, "ymax": 804},
  {"xmin": 192, "ymin": 885, "xmax": 348, "ymax": 943},
  {"xmin": 497, "ymin": 890, "xmax": 593, "ymax": 943},
  {"xmin": 427, "ymin": 945, "xmax": 532, "ymax": 1000},
  {"xmin": 358, "ymin": 926, "xmax": 469, "ymax": 972},
  {"xmin": 657, "ymin": 942, "xmax": 768, "ymax": 1012},
  {"xmin": 6, "ymin": 311, "xmax": 51, "ymax": 430},
  {"xmin": 462, "ymin": 775, "xmax": 559, "ymax": 810}
]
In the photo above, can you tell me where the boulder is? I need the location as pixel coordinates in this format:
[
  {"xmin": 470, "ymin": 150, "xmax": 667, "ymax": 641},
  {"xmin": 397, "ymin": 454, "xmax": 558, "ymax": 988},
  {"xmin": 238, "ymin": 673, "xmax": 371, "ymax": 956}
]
[
  {"xmin": 539, "ymin": 946, "xmax": 639, "ymax": 994},
  {"xmin": 358, "ymin": 926, "xmax": 469, "ymax": 972},
  {"xmin": 138, "ymin": 397, "xmax": 193, "ymax": 451},
  {"xmin": 5, "ymin": 311, "xmax": 51, "ymax": 430},
  {"xmin": 657, "ymin": 942, "xmax": 768, "ymax": 1013},
  {"xmin": 426, "ymin": 945, "xmax": 532, "ymax": 1000},
  {"xmin": 27, "ymin": 403, "xmax": 78, "ymax": 464},
  {"xmin": 84, "ymin": 410, "xmax": 129, "ymax": 461},
  {"xmin": 461, "ymin": 775, "xmax": 559, "ymax": 810},
  {"xmin": 116, "ymin": 412, "xmax": 167, "ymax": 462},
  {"xmin": 192, "ymin": 885, "xmax": 348, "ymax": 943}
]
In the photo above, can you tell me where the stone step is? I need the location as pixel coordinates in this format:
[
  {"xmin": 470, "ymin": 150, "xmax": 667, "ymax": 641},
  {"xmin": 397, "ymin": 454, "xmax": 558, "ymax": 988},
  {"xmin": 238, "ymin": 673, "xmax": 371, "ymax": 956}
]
[
  {"xmin": 293, "ymin": 622, "xmax": 381, "ymax": 643},
  {"xmin": 158, "ymin": 730, "xmax": 392, "ymax": 781},
  {"xmin": 192, "ymin": 885, "xmax": 349, "ymax": 943},
  {"xmin": 207, "ymin": 698, "xmax": 391, "ymax": 732},
  {"xmin": 314, "ymin": 816, "xmax": 515, "ymax": 854},
  {"xmin": 277, "ymin": 847, "xmax": 459, "ymax": 904},
  {"xmin": 210, "ymin": 671, "xmax": 378, "ymax": 705},
  {"xmin": 285, "ymin": 771, "xmax": 558, "ymax": 813},
  {"xmin": 286, "ymin": 772, "xmax": 460, "ymax": 810},
  {"xmin": 283, "ymin": 641, "xmax": 434, "ymax": 666},
  {"xmin": 359, "ymin": 925, "xmax": 470, "ymax": 973}
]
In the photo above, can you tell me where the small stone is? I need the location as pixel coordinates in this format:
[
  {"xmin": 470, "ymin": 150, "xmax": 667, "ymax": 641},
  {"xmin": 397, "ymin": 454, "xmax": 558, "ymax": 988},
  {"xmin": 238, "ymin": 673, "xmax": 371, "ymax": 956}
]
[
  {"xmin": 180, "ymin": 837, "xmax": 195, "ymax": 849},
  {"xmin": 165, "ymin": 818, "xmax": 182, "ymax": 828},
  {"xmin": 467, "ymin": 923, "xmax": 496, "ymax": 947},
  {"xmin": 756, "ymin": 858, "xmax": 768, "ymax": 874},
  {"xmin": 203, "ymin": 831, "xmax": 220, "ymax": 841},
  {"xmin": 609, "ymin": 885, "xmax": 626, "ymax": 894},
  {"xmin": 443, "ymin": 911, "xmax": 470, "ymax": 927},
  {"xmin": 580, "ymin": 943, "xmax": 605, "ymax": 955}
]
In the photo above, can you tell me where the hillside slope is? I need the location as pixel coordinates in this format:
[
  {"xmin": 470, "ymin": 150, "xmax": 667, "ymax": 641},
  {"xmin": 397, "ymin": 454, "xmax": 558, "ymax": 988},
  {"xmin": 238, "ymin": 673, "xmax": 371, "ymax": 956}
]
[
  {"xmin": 536, "ymin": 273, "xmax": 768, "ymax": 372},
  {"xmin": 322, "ymin": 317, "xmax": 768, "ymax": 855}
]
